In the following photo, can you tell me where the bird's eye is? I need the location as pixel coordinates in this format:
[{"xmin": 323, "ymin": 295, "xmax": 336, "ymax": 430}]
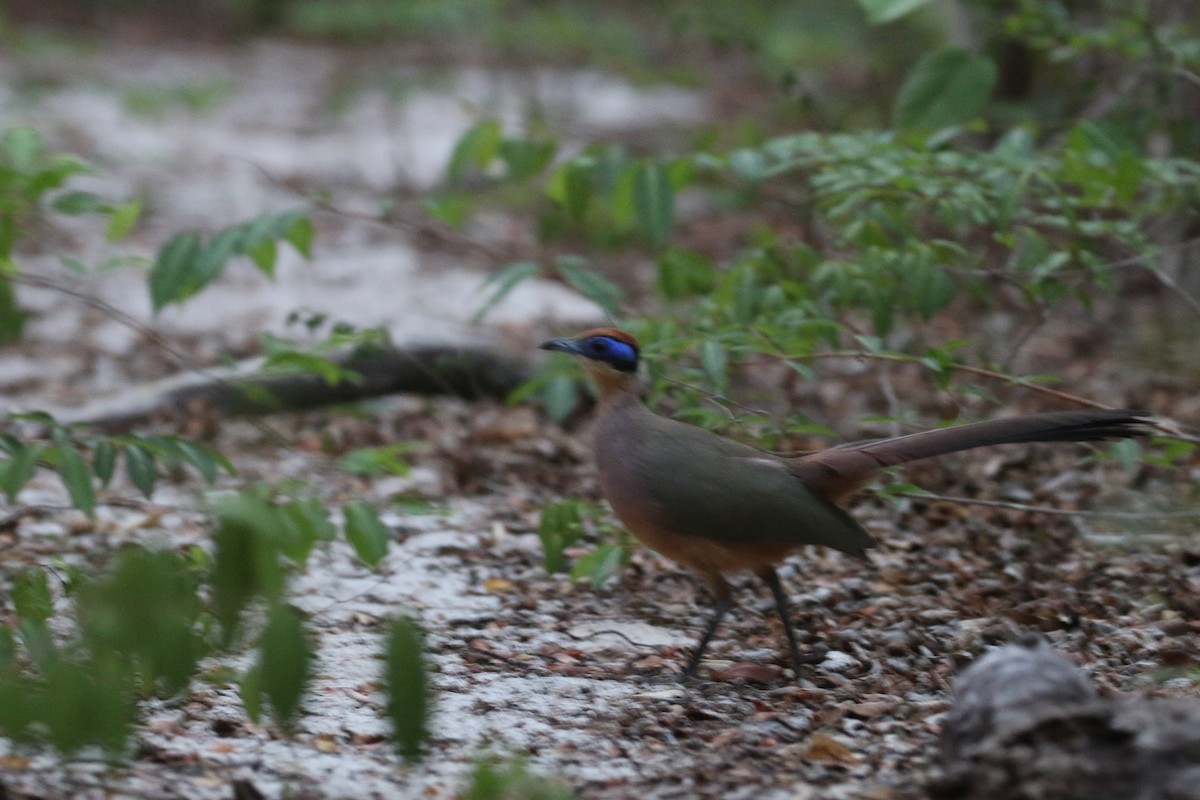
[{"xmin": 592, "ymin": 339, "xmax": 609, "ymax": 352}]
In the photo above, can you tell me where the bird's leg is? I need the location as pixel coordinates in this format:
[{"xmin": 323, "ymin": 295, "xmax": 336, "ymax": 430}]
[
  {"xmin": 757, "ymin": 566, "xmax": 804, "ymax": 675},
  {"xmin": 683, "ymin": 572, "xmax": 734, "ymax": 679}
]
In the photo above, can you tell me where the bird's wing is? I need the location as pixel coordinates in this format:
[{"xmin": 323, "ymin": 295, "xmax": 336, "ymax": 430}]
[{"xmin": 635, "ymin": 418, "xmax": 876, "ymax": 556}]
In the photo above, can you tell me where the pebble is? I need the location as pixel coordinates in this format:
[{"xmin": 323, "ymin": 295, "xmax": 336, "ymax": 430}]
[{"xmin": 819, "ymin": 650, "xmax": 862, "ymax": 674}]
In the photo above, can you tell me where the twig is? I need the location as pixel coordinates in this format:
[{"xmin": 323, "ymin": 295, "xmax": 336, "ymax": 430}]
[
  {"xmin": 760, "ymin": 341, "xmax": 1111, "ymax": 409},
  {"xmin": 752, "ymin": 331, "xmax": 1200, "ymax": 443},
  {"xmin": 560, "ymin": 625, "xmax": 666, "ymax": 651},
  {"xmin": 246, "ymin": 159, "xmax": 511, "ymax": 263},
  {"xmin": 912, "ymin": 236, "xmax": 1200, "ymax": 319},
  {"xmin": 663, "ymin": 378, "xmax": 771, "ymax": 421},
  {"xmin": 1173, "ymin": 66, "xmax": 1200, "ymax": 89},
  {"xmin": 4, "ymin": 271, "xmax": 293, "ymax": 447},
  {"xmin": 895, "ymin": 490, "xmax": 1199, "ymax": 520},
  {"xmin": 8, "ymin": 272, "xmax": 211, "ymax": 375},
  {"xmin": 1139, "ymin": 258, "xmax": 1200, "ymax": 317}
]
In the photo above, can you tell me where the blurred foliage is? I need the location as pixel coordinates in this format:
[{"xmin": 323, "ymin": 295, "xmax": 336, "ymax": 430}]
[
  {"xmin": 537, "ymin": 499, "xmax": 633, "ymax": 589},
  {"xmin": 384, "ymin": 615, "xmax": 433, "ymax": 763},
  {"xmin": 121, "ymin": 77, "xmax": 235, "ymax": 120},
  {"xmin": 0, "ymin": 121, "xmax": 411, "ymax": 755},
  {"xmin": 150, "ymin": 209, "xmax": 313, "ymax": 312},
  {"xmin": 0, "ymin": 486, "xmax": 420, "ymax": 754},
  {"xmin": 1, "ymin": 412, "xmax": 234, "ymax": 516},
  {"xmin": 0, "ymin": 127, "xmax": 141, "ymax": 342},
  {"xmin": 461, "ymin": 753, "xmax": 575, "ymax": 800},
  {"xmin": 447, "ymin": 1, "xmax": 1200, "ymax": 446}
]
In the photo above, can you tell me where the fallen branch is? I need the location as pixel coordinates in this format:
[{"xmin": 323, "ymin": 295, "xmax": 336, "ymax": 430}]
[{"xmin": 44, "ymin": 345, "xmax": 535, "ymax": 431}]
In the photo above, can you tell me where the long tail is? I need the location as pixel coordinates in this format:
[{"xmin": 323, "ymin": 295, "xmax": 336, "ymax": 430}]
[{"xmin": 793, "ymin": 409, "xmax": 1150, "ymax": 500}]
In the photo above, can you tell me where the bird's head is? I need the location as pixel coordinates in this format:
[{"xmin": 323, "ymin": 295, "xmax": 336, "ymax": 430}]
[{"xmin": 539, "ymin": 328, "xmax": 640, "ymax": 392}]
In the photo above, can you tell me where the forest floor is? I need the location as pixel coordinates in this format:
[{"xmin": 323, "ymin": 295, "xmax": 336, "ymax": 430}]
[{"xmin": 1, "ymin": 31, "xmax": 1199, "ymax": 800}]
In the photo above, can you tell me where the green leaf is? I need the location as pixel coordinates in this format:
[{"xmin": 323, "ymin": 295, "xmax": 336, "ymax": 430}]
[
  {"xmin": 192, "ymin": 226, "xmax": 244, "ymax": 287},
  {"xmin": 256, "ymin": 605, "xmax": 312, "ymax": 731},
  {"xmin": 240, "ymin": 663, "xmax": 263, "ymax": 723},
  {"xmin": 0, "ymin": 627, "xmax": 16, "ymax": 672},
  {"xmin": 854, "ymin": 334, "xmax": 885, "ymax": 354},
  {"xmin": 0, "ymin": 279, "xmax": 28, "ymax": 343},
  {"xmin": 261, "ymin": 349, "xmax": 357, "ymax": 386},
  {"xmin": 149, "ymin": 231, "xmax": 202, "ymax": 312},
  {"xmin": 124, "ymin": 444, "xmax": 158, "ymax": 498},
  {"xmin": 239, "ymin": 212, "xmax": 283, "ymax": 250},
  {"xmin": 175, "ymin": 440, "xmax": 222, "ymax": 483},
  {"xmin": 105, "ymin": 200, "xmax": 141, "ymax": 241},
  {"xmin": 732, "ymin": 269, "xmax": 761, "ymax": 323},
  {"xmin": 52, "ymin": 430, "xmax": 95, "ymax": 517},
  {"xmin": 448, "ymin": 120, "xmax": 503, "ymax": 183},
  {"xmin": 656, "ymin": 248, "xmax": 715, "ymax": 300},
  {"xmin": 51, "ymin": 191, "xmax": 108, "ymax": 215},
  {"xmin": 1110, "ymin": 438, "xmax": 1141, "ymax": 472},
  {"xmin": 609, "ymin": 164, "xmax": 637, "ymax": 228},
  {"xmin": 384, "ymin": 616, "xmax": 431, "ymax": 763},
  {"xmin": 13, "ymin": 569, "xmax": 53, "ymax": 625},
  {"xmin": 569, "ymin": 544, "xmax": 626, "ymax": 590},
  {"xmin": 556, "ymin": 255, "xmax": 624, "ymax": 317},
  {"xmin": 279, "ymin": 498, "xmax": 335, "ymax": 563},
  {"xmin": 784, "ymin": 360, "xmax": 816, "ymax": 382},
  {"xmin": 245, "ymin": 237, "xmax": 278, "ymax": 276},
  {"xmin": 699, "ymin": 340, "xmax": 728, "ymax": 395},
  {"xmin": 727, "ymin": 148, "xmax": 769, "ymax": 182},
  {"xmin": 909, "ymin": 262, "xmax": 955, "ymax": 319},
  {"xmin": 77, "ymin": 548, "xmax": 202, "ymax": 696},
  {"xmin": 537, "ymin": 500, "xmax": 583, "ymax": 574},
  {"xmin": 211, "ymin": 490, "xmax": 292, "ymax": 641},
  {"xmin": 93, "ymin": 440, "xmax": 117, "ymax": 486},
  {"xmin": 631, "ymin": 161, "xmax": 674, "ymax": 247},
  {"xmin": 500, "ymin": 137, "xmax": 556, "ymax": 181},
  {"xmin": 2, "ymin": 127, "xmax": 43, "ymax": 168},
  {"xmin": 343, "ymin": 501, "xmax": 391, "ymax": 567},
  {"xmin": 421, "ymin": 193, "xmax": 471, "ymax": 227},
  {"xmin": 462, "ymin": 755, "xmax": 573, "ymax": 800},
  {"xmin": 130, "ymin": 434, "xmax": 184, "ymax": 466},
  {"xmin": 147, "ymin": 212, "xmax": 306, "ymax": 311},
  {"xmin": 557, "ymin": 160, "xmax": 593, "ymax": 221},
  {"xmin": 893, "ymin": 48, "xmax": 997, "ymax": 131},
  {"xmin": 283, "ymin": 214, "xmax": 314, "ymax": 259},
  {"xmin": 858, "ymin": 0, "xmax": 931, "ymax": 24},
  {"xmin": 199, "ymin": 444, "xmax": 236, "ymax": 477},
  {"xmin": 41, "ymin": 657, "xmax": 133, "ymax": 753},
  {"xmin": 17, "ymin": 618, "xmax": 53, "ymax": 669},
  {"xmin": 0, "ymin": 442, "xmax": 40, "ymax": 502},
  {"xmin": 472, "ymin": 260, "xmax": 540, "ymax": 323},
  {"xmin": 173, "ymin": 440, "xmax": 214, "ymax": 482},
  {"xmin": 338, "ymin": 444, "xmax": 412, "ymax": 478}
]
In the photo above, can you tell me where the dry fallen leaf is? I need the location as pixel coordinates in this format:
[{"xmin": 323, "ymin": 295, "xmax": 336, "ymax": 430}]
[
  {"xmin": 710, "ymin": 662, "xmax": 784, "ymax": 683},
  {"xmin": 803, "ymin": 731, "xmax": 856, "ymax": 764},
  {"xmin": 484, "ymin": 578, "xmax": 516, "ymax": 593}
]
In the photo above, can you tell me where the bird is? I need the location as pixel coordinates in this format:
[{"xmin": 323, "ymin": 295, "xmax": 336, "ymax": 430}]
[{"xmin": 539, "ymin": 327, "xmax": 1150, "ymax": 678}]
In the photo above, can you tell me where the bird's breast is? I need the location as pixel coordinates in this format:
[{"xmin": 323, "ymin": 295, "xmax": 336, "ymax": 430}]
[{"xmin": 592, "ymin": 409, "xmax": 795, "ymax": 574}]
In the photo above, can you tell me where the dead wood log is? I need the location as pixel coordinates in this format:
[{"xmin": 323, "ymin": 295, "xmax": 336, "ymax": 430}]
[
  {"xmin": 930, "ymin": 634, "xmax": 1200, "ymax": 800},
  {"xmin": 51, "ymin": 344, "xmax": 536, "ymax": 431}
]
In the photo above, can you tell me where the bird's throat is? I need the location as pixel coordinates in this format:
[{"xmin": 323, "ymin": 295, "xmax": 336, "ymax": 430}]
[{"xmin": 583, "ymin": 363, "xmax": 639, "ymax": 405}]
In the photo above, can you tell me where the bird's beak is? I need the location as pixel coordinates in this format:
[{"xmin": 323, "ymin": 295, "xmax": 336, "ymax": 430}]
[{"xmin": 539, "ymin": 337, "xmax": 584, "ymax": 356}]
